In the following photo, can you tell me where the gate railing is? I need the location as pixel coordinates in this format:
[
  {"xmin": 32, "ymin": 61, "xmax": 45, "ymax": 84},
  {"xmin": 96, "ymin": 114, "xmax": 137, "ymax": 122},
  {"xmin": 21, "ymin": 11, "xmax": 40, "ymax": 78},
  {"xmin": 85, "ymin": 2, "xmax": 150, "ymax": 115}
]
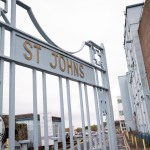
[{"xmin": 0, "ymin": 0, "xmax": 118, "ymax": 150}]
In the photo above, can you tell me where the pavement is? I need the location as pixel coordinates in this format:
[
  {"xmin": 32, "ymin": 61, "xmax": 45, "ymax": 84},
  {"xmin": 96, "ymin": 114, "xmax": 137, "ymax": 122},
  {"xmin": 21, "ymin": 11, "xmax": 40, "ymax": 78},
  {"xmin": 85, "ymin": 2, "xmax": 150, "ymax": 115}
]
[
  {"xmin": 64, "ymin": 133, "xmax": 150, "ymax": 150},
  {"xmin": 117, "ymin": 134, "xmax": 126, "ymax": 150},
  {"xmin": 66, "ymin": 133, "xmax": 127, "ymax": 150}
]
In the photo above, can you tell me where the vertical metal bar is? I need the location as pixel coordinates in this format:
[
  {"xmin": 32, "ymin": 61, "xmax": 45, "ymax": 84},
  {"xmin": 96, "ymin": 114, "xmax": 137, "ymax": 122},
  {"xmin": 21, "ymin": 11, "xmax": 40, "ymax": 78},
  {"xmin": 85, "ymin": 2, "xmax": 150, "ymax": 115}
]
[
  {"xmin": 8, "ymin": 47, "xmax": 15, "ymax": 150},
  {"xmin": 95, "ymin": 67, "xmax": 106, "ymax": 149},
  {"xmin": 93, "ymin": 87, "xmax": 102, "ymax": 148},
  {"xmin": 89, "ymin": 45, "xmax": 94, "ymax": 64},
  {"xmin": 0, "ymin": 27, "xmax": 4, "ymax": 115},
  {"xmin": 89, "ymin": 43, "xmax": 103, "ymax": 149},
  {"xmin": 104, "ymin": 101, "xmax": 112, "ymax": 150},
  {"xmin": 9, "ymin": 1, "xmax": 16, "ymax": 149},
  {"xmin": 0, "ymin": 26, "xmax": 4, "ymax": 150},
  {"xmin": 106, "ymin": 83, "xmax": 117, "ymax": 146},
  {"xmin": 77, "ymin": 138, "xmax": 81, "ymax": 150},
  {"xmin": 42, "ymin": 72, "xmax": 49, "ymax": 150},
  {"xmin": 84, "ymin": 84, "xmax": 93, "ymax": 150},
  {"xmin": 100, "ymin": 43, "xmax": 118, "ymax": 150},
  {"xmin": 101, "ymin": 77, "xmax": 112, "ymax": 150},
  {"xmin": 0, "ymin": 128, "xmax": 1, "ymax": 150},
  {"xmin": 32, "ymin": 69, "xmax": 38, "ymax": 150},
  {"xmin": 93, "ymin": 134, "xmax": 98, "ymax": 149},
  {"xmin": 11, "ymin": 0, "xmax": 16, "ymax": 27},
  {"xmin": 66, "ymin": 79, "xmax": 74, "ymax": 150},
  {"xmin": 54, "ymin": 140, "xmax": 58, "ymax": 150},
  {"xmin": 9, "ymin": 62, "xmax": 15, "ymax": 150},
  {"xmin": 97, "ymin": 90, "xmax": 106, "ymax": 150},
  {"xmin": 78, "ymin": 82, "xmax": 87, "ymax": 150},
  {"xmin": 58, "ymin": 77, "xmax": 66, "ymax": 150}
]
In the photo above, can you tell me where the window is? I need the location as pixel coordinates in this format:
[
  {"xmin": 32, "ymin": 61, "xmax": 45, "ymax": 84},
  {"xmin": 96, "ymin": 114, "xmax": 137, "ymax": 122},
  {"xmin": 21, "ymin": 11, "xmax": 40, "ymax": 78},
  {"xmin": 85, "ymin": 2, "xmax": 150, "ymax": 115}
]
[
  {"xmin": 53, "ymin": 124, "xmax": 59, "ymax": 137},
  {"xmin": 117, "ymin": 99, "xmax": 122, "ymax": 103},
  {"xmin": 121, "ymin": 123, "xmax": 126, "ymax": 127},
  {"xmin": 119, "ymin": 111, "xmax": 124, "ymax": 116}
]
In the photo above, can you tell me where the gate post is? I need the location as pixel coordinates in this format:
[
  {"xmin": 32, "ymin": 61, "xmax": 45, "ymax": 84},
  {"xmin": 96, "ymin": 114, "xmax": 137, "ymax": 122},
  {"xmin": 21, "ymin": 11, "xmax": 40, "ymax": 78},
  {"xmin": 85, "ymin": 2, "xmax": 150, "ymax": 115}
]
[
  {"xmin": 9, "ymin": 1, "xmax": 17, "ymax": 150},
  {"xmin": 88, "ymin": 44, "xmax": 103, "ymax": 149},
  {"xmin": 87, "ymin": 41, "xmax": 118, "ymax": 150},
  {"xmin": 0, "ymin": 26, "xmax": 4, "ymax": 116},
  {"xmin": 100, "ymin": 43, "xmax": 118, "ymax": 150},
  {"xmin": 0, "ymin": 19, "xmax": 5, "ymax": 150}
]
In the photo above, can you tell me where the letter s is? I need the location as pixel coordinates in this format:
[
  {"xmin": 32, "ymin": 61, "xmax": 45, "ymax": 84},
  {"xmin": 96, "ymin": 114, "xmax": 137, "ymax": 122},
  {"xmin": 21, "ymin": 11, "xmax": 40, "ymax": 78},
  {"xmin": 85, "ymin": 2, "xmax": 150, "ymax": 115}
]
[
  {"xmin": 79, "ymin": 64, "xmax": 84, "ymax": 78},
  {"xmin": 23, "ymin": 40, "xmax": 33, "ymax": 61}
]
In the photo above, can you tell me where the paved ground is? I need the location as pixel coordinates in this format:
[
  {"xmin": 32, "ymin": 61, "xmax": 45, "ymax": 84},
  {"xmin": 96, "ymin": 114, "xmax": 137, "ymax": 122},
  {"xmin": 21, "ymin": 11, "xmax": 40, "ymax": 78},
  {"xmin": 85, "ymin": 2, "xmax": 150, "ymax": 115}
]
[
  {"xmin": 117, "ymin": 134, "xmax": 126, "ymax": 150},
  {"xmin": 106, "ymin": 134, "xmax": 126, "ymax": 150},
  {"xmin": 64, "ymin": 133, "xmax": 150, "ymax": 150},
  {"xmin": 66, "ymin": 133, "xmax": 127, "ymax": 150}
]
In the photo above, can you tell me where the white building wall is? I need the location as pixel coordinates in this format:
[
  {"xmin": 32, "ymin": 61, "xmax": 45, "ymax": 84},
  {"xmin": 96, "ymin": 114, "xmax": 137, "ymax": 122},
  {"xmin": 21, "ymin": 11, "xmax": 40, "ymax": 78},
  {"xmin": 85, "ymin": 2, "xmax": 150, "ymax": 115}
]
[
  {"xmin": 117, "ymin": 96, "xmax": 125, "ymax": 121},
  {"xmin": 116, "ymin": 96, "xmax": 127, "ymax": 132},
  {"xmin": 124, "ymin": 3, "xmax": 150, "ymax": 134},
  {"xmin": 118, "ymin": 75, "xmax": 136, "ymax": 131},
  {"xmin": 16, "ymin": 119, "xmax": 41, "ymax": 147}
]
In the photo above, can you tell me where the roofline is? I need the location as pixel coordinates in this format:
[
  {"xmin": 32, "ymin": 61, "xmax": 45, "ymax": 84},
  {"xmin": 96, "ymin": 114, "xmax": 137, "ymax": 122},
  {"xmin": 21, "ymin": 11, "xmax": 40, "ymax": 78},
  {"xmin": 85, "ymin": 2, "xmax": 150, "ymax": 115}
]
[
  {"xmin": 125, "ymin": 3, "xmax": 144, "ymax": 13},
  {"xmin": 124, "ymin": 3, "xmax": 144, "ymax": 45}
]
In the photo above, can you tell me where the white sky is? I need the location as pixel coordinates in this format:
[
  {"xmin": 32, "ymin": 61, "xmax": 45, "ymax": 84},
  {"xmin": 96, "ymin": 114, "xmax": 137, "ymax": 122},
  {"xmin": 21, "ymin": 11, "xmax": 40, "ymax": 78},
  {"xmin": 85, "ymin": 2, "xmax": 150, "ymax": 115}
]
[{"xmin": 1, "ymin": 0, "xmax": 144, "ymax": 128}]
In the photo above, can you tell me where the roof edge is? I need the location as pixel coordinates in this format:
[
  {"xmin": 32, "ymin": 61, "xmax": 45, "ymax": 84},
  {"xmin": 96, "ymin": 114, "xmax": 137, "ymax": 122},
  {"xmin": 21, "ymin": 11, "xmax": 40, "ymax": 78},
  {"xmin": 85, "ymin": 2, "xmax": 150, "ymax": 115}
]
[{"xmin": 126, "ymin": 3, "xmax": 144, "ymax": 10}]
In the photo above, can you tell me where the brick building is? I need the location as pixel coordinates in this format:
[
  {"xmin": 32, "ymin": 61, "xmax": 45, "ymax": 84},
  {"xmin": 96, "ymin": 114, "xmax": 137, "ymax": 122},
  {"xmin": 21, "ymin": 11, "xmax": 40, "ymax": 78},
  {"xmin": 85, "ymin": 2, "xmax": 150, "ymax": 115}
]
[{"xmin": 138, "ymin": 0, "xmax": 150, "ymax": 87}]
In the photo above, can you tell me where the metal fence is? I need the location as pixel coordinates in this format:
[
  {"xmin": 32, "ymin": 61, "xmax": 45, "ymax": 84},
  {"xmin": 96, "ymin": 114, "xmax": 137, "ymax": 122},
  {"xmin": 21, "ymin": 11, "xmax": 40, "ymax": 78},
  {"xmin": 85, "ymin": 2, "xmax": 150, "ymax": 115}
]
[{"xmin": 0, "ymin": 0, "xmax": 117, "ymax": 150}]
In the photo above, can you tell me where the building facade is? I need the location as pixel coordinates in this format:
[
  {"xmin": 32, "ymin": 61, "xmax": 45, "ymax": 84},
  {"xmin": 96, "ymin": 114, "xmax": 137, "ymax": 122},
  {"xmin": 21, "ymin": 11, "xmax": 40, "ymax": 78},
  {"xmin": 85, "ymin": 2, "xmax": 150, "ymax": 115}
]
[
  {"xmin": 40, "ymin": 113, "xmax": 62, "ymax": 146},
  {"xmin": 139, "ymin": 0, "xmax": 150, "ymax": 87},
  {"xmin": 16, "ymin": 113, "xmax": 62, "ymax": 148},
  {"xmin": 16, "ymin": 114, "xmax": 42, "ymax": 148},
  {"xmin": 116, "ymin": 96, "xmax": 126, "ymax": 132},
  {"xmin": 118, "ymin": 76, "xmax": 136, "ymax": 132},
  {"xmin": 122, "ymin": 1, "xmax": 150, "ymax": 135}
]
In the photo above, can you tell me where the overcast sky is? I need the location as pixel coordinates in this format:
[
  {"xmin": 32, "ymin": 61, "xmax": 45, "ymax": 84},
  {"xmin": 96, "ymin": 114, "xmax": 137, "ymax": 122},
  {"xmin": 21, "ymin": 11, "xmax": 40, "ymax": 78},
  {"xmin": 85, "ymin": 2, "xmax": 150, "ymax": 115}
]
[{"xmin": 1, "ymin": 0, "xmax": 144, "ymax": 127}]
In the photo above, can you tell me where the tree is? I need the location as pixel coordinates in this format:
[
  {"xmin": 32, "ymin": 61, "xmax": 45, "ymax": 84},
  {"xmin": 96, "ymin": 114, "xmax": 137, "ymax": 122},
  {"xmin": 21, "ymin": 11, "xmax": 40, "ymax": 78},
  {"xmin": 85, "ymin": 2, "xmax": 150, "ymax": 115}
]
[
  {"xmin": 91, "ymin": 125, "xmax": 97, "ymax": 131},
  {"xmin": 76, "ymin": 127, "xmax": 82, "ymax": 132},
  {"xmin": 65, "ymin": 128, "xmax": 70, "ymax": 132},
  {"xmin": 65, "ymin": 128, "xmax": 69, "ymax": 132}
]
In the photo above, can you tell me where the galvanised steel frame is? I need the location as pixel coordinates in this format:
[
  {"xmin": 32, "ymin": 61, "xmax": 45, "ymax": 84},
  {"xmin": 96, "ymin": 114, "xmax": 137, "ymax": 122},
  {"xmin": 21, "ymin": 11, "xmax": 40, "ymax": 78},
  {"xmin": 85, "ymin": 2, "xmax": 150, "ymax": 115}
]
[{"xmin": 0, "ymin": 0, "xmax": 118, "ymax": 150}]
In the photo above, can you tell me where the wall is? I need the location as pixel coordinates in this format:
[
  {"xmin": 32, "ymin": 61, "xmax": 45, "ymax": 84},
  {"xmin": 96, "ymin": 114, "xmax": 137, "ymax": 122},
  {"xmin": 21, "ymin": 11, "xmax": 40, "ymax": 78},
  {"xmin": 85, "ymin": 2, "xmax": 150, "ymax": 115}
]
[
  {"xmin": 124, "ymin": 3, "xmax": 150, "ymax": 133},
  {"xmin": 117, "ymin": 96, "xmax": 125, "ymax": 121},
  {"xmin": 138, "ymin": 0, "xmax": 150, "ymax": 87},
  {"xmin": 118, "ymin": 75, "xmax": 136, "ymax": 131}
]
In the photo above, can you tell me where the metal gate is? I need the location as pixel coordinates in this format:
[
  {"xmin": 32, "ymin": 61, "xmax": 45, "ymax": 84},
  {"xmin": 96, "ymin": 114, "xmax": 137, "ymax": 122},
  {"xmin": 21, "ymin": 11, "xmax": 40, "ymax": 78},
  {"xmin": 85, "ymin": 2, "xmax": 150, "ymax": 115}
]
[{"xmin": 0, "ymin": 0, "xmax": 117, "ymax": 150}]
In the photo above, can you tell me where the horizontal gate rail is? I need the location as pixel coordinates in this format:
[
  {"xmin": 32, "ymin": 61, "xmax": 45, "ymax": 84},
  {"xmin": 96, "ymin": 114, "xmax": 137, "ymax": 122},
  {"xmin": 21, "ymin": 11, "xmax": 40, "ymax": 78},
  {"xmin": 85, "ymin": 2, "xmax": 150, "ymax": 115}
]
[{"xmin": 0, "ymin": 56, "xmax": 108, "ymax": 91}]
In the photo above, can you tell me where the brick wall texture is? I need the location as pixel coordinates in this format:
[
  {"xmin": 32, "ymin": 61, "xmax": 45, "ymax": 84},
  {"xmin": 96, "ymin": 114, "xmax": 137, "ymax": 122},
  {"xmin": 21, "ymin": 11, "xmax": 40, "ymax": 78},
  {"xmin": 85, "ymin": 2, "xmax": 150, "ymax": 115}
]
[{"xmin": 138, "ymin": 0, "xmax": 150, "ymax": 87}]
